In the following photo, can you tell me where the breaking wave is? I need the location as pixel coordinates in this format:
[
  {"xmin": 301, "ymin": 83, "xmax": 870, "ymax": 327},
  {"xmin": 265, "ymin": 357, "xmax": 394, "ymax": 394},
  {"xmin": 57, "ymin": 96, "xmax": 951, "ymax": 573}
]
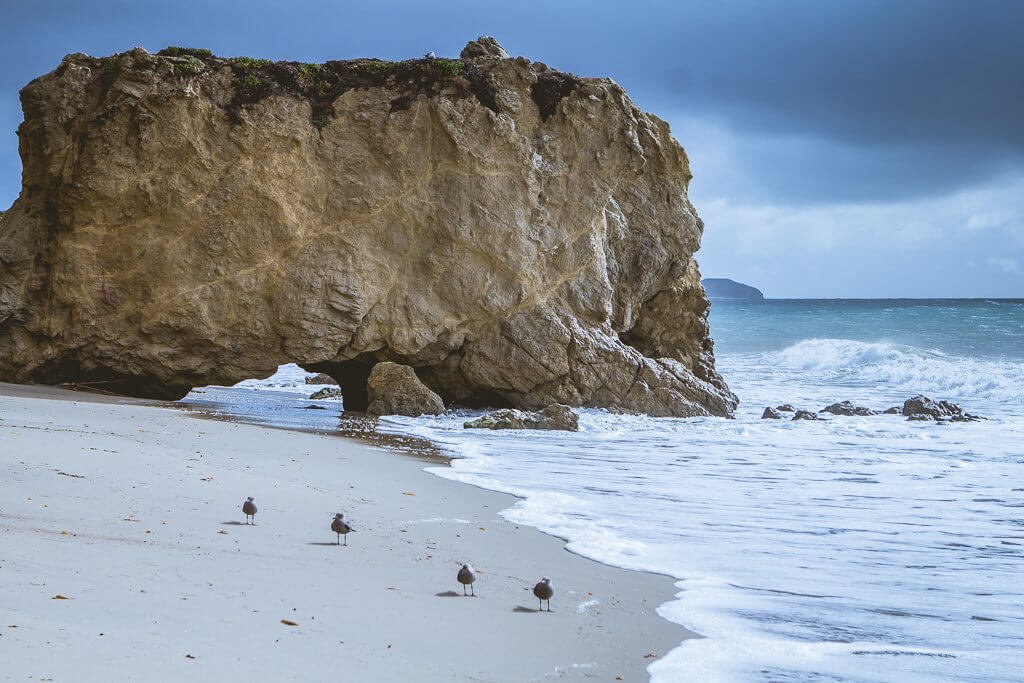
[{"xmin": 747, "ymin": 338, "xmax": 1024, "ymax": 404}]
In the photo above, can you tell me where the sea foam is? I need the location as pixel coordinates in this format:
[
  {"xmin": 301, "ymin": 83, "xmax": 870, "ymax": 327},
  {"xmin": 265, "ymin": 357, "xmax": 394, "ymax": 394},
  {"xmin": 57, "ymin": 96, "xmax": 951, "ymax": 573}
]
[{"xmin": 733, "ymin": 338, "xmax": 1024, "ymax": 408}]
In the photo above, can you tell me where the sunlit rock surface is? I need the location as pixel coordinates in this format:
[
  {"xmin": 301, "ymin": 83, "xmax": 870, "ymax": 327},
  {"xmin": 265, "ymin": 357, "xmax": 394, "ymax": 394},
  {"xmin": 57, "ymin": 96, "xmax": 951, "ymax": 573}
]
[{"xmin": 0, "ymin": 38, "xmax": 735, "ymax": 416}]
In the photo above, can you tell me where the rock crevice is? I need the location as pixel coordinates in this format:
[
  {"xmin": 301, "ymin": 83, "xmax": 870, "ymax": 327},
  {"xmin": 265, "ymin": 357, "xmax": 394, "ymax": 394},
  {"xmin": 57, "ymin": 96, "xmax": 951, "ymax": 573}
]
[{"xmin": 0, "ymin": 37, "xmax": 736, "ymax": 417}]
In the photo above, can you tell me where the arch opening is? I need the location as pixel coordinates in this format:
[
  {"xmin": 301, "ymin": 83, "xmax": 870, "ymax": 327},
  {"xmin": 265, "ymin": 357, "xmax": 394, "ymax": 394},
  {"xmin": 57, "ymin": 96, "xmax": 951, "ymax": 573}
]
[{"xmin": 300, "ymin": 359, "xmax": 374, "ymax": 412}]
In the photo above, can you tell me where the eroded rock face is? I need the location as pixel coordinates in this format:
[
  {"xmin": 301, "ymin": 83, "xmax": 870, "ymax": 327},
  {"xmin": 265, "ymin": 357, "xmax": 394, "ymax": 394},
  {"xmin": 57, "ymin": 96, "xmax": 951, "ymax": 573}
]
[
  {"xmin": 464, "ymin": 404, "xmax": 579, "ymax": 431},
  {"xmin": 366, "ymin": 361, "xmax": 444, "ymax": 416},
  {"xmin": 0, "ymin": 39, "xmax": 735, "ymax": 416},
  {"xmin": 460, "ymin": 36, "xmax": 509, "ymax": 60}
]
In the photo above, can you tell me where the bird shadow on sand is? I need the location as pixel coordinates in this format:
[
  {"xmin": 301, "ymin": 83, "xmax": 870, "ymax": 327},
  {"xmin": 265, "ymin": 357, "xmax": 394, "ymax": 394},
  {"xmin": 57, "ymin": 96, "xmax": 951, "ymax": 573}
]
[
  {"xmin": 221, "ymin": 521, "xmax": 247, "ymax": 526},
  {"xmin": 513, "ymin": 606, "xmax": 539, "ymax": 613},
  {"xmin": 435, "ymin": 591, "xmax": 464, "ymax": 597},
  {"xmin": 307, "ymin": 542, "xmax": 343, "ymax": 547}
]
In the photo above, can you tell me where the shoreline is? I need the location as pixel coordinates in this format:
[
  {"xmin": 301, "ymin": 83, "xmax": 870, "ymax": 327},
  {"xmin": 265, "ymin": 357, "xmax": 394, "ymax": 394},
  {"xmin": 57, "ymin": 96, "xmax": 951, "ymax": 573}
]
[{"xmin": 0, "ymin": 382, "xmax": 693, "ymax": 681}]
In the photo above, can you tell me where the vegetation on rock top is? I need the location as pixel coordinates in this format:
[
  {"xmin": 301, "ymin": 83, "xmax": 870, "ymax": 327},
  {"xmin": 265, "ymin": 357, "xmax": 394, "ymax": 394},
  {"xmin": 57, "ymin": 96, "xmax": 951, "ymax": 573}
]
[
  {"xmin": 149, "ymin": 47, "xmax": 498, "ymax": 127},
  {"xmin": 157, "ymin": 46, "xmax": 214, "ymax": 59},
  {"xmin": 56, "ymin": 46, "xmax": 583, "ymax": 129}
]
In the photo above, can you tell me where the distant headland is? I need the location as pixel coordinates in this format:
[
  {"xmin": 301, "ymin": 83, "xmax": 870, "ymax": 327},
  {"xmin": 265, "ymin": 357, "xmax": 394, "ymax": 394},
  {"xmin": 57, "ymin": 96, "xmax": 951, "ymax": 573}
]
[{"xmin": 702, "ymin": 278, "xmax": 765, "ymax": 301}]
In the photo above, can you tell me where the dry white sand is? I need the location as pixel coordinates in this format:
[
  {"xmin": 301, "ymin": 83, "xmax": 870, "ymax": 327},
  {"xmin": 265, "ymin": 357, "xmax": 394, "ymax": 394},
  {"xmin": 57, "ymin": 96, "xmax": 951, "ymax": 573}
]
[{"xmin": 0, "ymin": 383, "xmax": 691, "ymax": 681}]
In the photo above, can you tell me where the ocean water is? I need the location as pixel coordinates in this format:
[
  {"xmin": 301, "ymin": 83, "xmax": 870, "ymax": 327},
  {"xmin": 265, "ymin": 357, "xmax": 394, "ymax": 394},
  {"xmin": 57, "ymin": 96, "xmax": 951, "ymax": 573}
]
[{"xmin": 182, "ymin": 299, "xmax": 1024, "ymax": 682}]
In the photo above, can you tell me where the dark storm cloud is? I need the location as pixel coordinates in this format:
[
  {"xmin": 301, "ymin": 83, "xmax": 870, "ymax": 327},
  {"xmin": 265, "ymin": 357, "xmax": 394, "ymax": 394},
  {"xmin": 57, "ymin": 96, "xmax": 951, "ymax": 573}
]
[
  {"xmin": 651, "ymin": 2, "xmax": 1024, "ymax": 148},
  {"xmin": 633, "ymin": 1, "xmax": 1024, "ymax": 201},
  {"xmin": 529, "ymin": 0, "xmax": 1024, "ymax": 203}
]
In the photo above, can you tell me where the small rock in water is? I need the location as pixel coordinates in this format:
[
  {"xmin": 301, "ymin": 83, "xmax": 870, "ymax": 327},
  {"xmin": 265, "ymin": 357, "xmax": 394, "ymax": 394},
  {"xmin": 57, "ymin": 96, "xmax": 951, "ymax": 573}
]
[
  {"xmin": 304, "ymin": 373, "xmax": 337, "ymax": 385},
  {"xmin": 792, "ymin": 410, "xmax": 818, "ymax": 421},
  {"xmin": 775, "ymin": 404, "xmax": 796, "ymax": 412},
  {"xmin": 883, "ymin": 406, "xmax": 902, "ymax": 415},
  {"xmin": 821, "ymin": 401, "xmax": 877, "ymax": 416},
  {"xmin": 903, "ymin": 395, "xmax": 961, "ymax": 419},
  {"xmin": 762, "ymin": 407, "xmax": 784, "ymax": 419},
  {"xmin": 309, "ymin": 387, "xmax": 343, "ymax": 400},
  {"xmin": 365, "ymin": 362, "xmax": 444, "ymax": 417},
  {"xmin": 464, "ymin": 404, "xmax": 579, "ymax": 431},
  {"xmin": 902, "ymin": 395, "xmax": 981, "ymax": 422}
]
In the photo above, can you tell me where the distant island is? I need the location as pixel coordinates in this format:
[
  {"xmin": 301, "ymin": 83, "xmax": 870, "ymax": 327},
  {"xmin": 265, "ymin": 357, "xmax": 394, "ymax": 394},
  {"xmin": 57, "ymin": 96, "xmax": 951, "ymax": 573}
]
[{"xmin": 702, "ymin": 278, "xmax": 765, "ymax": 301}]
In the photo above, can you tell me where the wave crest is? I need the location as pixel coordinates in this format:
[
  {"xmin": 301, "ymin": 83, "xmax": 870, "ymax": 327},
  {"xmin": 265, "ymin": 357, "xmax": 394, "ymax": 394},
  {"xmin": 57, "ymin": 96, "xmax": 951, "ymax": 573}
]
[{"xmin": 760, "ymin": 338, "xmax": 1024, "ymax": 403}]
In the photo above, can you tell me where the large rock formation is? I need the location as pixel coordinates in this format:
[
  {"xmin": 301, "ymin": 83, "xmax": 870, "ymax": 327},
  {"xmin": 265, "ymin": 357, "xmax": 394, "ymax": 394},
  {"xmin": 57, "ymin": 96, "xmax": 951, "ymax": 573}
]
[{"xmin": 0, "ymin": 38, "xmax": 736, "ymax": 417}]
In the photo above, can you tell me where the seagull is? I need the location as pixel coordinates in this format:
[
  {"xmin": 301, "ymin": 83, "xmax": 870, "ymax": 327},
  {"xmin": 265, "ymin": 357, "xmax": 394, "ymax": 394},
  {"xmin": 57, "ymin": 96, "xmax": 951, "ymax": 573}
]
[
  {"xmin": 423, "ymin": 51, "xmax": 436, "ymax": 59},
  {"xmin": 331, "ymin": 513, "xmax": 353, "ymax": 545},
  {"xmin": 533, "ymin": 577, "xmax": 554, "ymax": 611},
  {"xmin": 457, "ymin": 563, "xmax": 476, "ymax": 596},
  {"xmin": 242, "ymin": 497, "xmax": 257, "ymax": 525}
]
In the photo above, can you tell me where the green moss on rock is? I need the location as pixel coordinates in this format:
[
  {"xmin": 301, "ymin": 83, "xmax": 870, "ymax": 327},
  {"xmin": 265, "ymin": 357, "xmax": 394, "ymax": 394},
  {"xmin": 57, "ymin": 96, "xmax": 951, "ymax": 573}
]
[
  {"xmin": 106, "ymin": 47, "xmax": 503, "ymax": 128},
  {"xmin": 158, "ymin": 46, "xmax": 215, "ymax": 59}
]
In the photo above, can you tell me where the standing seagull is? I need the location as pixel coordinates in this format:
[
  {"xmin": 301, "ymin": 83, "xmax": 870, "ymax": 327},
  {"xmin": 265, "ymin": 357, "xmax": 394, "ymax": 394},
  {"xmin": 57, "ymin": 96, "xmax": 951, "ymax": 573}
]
[
  {"xmin": 242, "ymin": 497, "xmax": 257, "ymax": 525},
  {"xmin": 331, "ymin": 513, "xmax": 353, "ymax": 545},
  {"xmin": 533, "ymin": 577, "xmax": 554, "ymax": 611},
  {"xmin": 457, "ymin": 563, "xmax": 476, "ymax": 596}
]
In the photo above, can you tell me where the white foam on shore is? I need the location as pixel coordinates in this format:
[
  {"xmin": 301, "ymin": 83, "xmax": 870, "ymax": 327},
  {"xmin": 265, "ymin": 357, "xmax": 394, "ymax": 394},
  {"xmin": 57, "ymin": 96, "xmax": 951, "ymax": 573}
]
[{"xmin": 398, "ymin": 517, "xmax": 471, "ymax": 525}]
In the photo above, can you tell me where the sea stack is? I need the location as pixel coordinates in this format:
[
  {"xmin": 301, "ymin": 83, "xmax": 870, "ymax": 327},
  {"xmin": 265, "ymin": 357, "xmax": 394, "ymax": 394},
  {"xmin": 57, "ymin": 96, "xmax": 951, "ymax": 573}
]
[{"xmin": 0, "ymin": 38, "xmax": 736, "ymax": 418}]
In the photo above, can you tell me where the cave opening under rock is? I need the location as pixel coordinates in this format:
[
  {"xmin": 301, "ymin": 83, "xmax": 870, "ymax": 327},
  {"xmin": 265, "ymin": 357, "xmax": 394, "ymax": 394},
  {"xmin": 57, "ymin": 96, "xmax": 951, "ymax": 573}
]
[
  {"xmin": 300, "ymin": 359, "xmax": 375, "ymax": 412},
  {"xmin": 29, "ymin": 355, "xmax": 191, "ymax": 401}
]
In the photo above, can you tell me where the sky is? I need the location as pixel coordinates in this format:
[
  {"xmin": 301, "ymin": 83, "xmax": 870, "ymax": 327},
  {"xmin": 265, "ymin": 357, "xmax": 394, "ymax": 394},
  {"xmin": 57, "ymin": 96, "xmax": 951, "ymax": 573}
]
[{"xmin": 1, "ymin": 0, "xmax": 1021, "ymax": 297}]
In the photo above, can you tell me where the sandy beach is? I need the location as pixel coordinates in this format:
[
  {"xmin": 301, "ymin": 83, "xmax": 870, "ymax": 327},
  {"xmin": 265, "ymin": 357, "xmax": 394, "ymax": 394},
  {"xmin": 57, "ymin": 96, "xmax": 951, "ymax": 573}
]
[{"xmin": 0, "ymin": 383, "xmax": 690, "ymax": 682}]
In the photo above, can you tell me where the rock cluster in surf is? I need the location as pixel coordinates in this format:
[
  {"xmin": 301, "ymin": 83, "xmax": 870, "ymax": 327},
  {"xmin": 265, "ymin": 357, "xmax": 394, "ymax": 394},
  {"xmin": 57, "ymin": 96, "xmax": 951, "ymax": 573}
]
[
  {"xmin": 0, "ymin": 37, "xmax": 735, "ymax": 418},
  {"xmin": 761, "ymin": 396, "xmax": 981, "ymax": 423}
]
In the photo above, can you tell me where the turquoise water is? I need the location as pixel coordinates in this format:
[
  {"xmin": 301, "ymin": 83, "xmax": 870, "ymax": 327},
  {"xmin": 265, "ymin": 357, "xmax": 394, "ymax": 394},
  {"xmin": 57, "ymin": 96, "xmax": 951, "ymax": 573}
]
[{"xmin": 710, "ymin": 299, "xmax": 1024, "ymax": 359}]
